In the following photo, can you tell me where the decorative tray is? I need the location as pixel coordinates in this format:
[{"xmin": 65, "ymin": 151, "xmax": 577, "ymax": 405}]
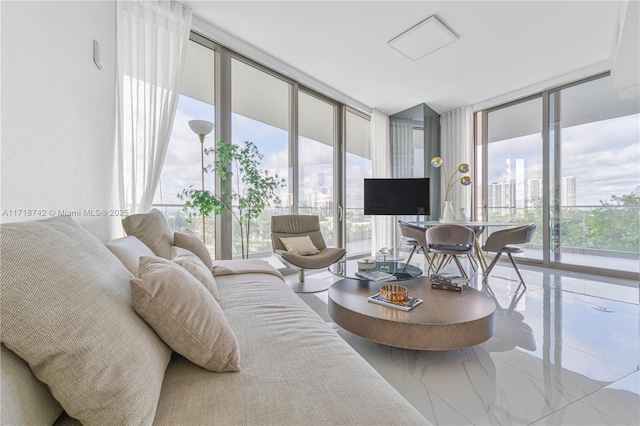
[{"xmin": 367, "ymin": 293, "xmax": 423, "ymax": 311}]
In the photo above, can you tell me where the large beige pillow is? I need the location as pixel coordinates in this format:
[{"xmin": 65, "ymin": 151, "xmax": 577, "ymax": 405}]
[
  {"xmin": 0, "ymin": 344, "xmax": 63, "ymax": 426},
  {"xmin": 172, "ymin": 246, "xmax": 220, "ymax": 300},
  {"xmin": 174, "ymin": 230, "xmax": 213, "ymax": 270},
  {"xmin": 122, "ymin": 209, "xmax": 174, "ymax": 259},
  {"xmin": 131, "ymin": 256, "xmax": 241, "ymax": 372},
  {"xmin": 280, "ymin": 235, "xmax": 320, "ymax": 255},
  {"xmin": 0, "ymin": 216, "xmax": 171, "ymax": 425}
]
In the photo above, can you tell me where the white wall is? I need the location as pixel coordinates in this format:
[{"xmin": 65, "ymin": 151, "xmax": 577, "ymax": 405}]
[{"xmin": 1, "ymin": 1, "xmax": 118, "ymax": 241}]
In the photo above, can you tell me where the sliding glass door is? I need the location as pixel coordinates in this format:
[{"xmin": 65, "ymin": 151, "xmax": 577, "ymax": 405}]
[
  {"xmin": 549, "ymin": 75, "xmax": 639, "ymax": 273},
  {"xmin": 230, "ymin": 58, "xmax": 292, "ymax": 258},
  {"xmin": 484, "ymin": 96, "xmax": 544, "ymax": 260},
  {"xmin": 344, "ymin": 110, "xmax": 372, "ymax": 255},
  {"xmin": 481, "ymin": 73, "xmax": 639, "ymax": 277},
  {"xmin": 297, "ymin": 90, "xmax": 337, "ymax": 246}
]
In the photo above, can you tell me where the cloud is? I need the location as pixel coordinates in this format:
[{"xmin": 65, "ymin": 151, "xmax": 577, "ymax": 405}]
[{"xmin": 487, "ymin": 113, "xmax": 639, "ymax": 205}]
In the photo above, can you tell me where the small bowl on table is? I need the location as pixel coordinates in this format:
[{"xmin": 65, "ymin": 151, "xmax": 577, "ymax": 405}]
[
  {"xmin": 357, "ymin": 259, "xmax": 376, "ymax": 271},
  {"xmin": 380, "ymin": 284, "xmax": 408, "ymax": 304}
]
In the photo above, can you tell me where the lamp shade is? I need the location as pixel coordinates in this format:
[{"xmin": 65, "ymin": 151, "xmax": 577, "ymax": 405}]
[{"xmin": 188, "ymin": 120, "xmax": 213, "ymax": 136}]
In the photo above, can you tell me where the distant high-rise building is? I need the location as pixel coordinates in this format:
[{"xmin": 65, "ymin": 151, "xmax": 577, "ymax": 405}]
[
  {"xmin": 527, "ymin": 178, "xmax": 542, "ymax": 206},
  {"xmin": 561, "ymin": 176, "xmax": 576, "ymax": 206},
  {"xmin": 496, "ymin": 176, "xmax": 577, "ymax": 210}
]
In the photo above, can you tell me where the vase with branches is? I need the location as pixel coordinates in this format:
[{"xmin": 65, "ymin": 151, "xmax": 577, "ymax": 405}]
[
  {"xmin": 179, "ymin": 140, "xmax": 286, "ymax": 259},
  {"xmin": 431, "ymin": 156, "xmax": 472, "ymax": 222}
]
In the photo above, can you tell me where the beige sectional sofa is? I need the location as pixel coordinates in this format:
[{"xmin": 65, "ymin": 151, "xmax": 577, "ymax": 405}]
[{"xmin": 1, "ymin": 214, "xmax": 428, "ymax": 425}]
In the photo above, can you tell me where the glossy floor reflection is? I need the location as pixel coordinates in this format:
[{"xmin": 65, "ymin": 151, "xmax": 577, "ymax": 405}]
[{"xmin": 292, "ymin": 260, "xmax": 640, "ymax": 425}]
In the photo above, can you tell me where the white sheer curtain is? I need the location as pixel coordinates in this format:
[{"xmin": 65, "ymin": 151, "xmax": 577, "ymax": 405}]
[
  {"xmin": 440, "ymin": 106, "xmax": 474, "ymax": 217},
  {"xmin": 371, "ymin": 109, "xmax": 393, "ymax": 254},
  {"xmin": 390, "ymin": 117, "xmax": 414, "ymax": 178},
  {"xmin": 117, "ymin": 0, "xmax": 192, "ymax": 213}
]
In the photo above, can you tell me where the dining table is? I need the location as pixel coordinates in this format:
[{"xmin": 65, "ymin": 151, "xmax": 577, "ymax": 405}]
[{"xmin": 409, "ymin": 220, "xmax": 515, "ymax": 273}]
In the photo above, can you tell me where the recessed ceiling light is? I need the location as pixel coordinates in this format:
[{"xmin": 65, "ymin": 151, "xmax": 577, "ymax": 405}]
[{"xmin": 388, "ymin": 15, "xmax": 459, "ymax": 61}]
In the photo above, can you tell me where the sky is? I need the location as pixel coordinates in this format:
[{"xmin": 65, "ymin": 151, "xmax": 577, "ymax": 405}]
[
  {"xmin": 154, "ymin": 95, "xmax": 373, "ymax": 208},
  {"xmin": 156, "ymin": 95, "xmax": 639, "ymax": 209},
  {"xmin": 487, "ymin": 114, "xmax": 640, "ymax": 206}
]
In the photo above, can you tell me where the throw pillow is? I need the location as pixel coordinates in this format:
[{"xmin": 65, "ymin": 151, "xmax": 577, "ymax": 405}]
[
  {"xmin": 279, "ymin": 235, "xmax": 320, "ymax": 255},
  {"xmin": 131, "ymin": 256, "xmax": 241, "ymax": 372},
  {"xmin": 122, "ymin": 209, "xmax": 174, "ymax": 259},
  {"xmin": 172, "ymin": 246, "xmax": 220, "ymax": 301},
  {"xmin": 174, "ymin": 230, "xmax": 213, "ymax": 270},
  {"xmin": 105, "ymin": 235, "xmax": 155, "ymax": 276},
  {"xmin": 0, "ymin": 216, "xmax": 171, "ymax": 425}
]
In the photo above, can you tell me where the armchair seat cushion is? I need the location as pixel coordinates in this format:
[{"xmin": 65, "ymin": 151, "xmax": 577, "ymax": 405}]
[
  {"xmin": 279, "ymin": 247, "xmax": 346, "ymax": 269},
  {"xmin": 500, "ymin": 245, "xmax": 524, "ymax": 254},
  {"xmin": 429, "ymin": 244, "xmax": 471, "ymax": 253}
]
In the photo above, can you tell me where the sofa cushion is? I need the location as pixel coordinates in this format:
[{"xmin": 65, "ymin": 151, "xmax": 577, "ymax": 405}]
[
  {"xmin": 153, "ymin": 271, "xmax": 428, "ymax": 425},
  {"xmin": 0, "ymin": 216, "xmax": 171, "ymax": 425},
  {"xmin": 131, "ymin": 256, "xmax": 240, "ymax": 372},
  {"xmin": 174, "ymin": 230, "xmax": 213, "ymax": 270},
  {"xmin": 279, "ymin": 235, "xmax": 319, "ymax": 255},
  {"xmin": 105, "ymin": 235, "xmax": 155, "ymax": 276},
  {"xmin": 122, "ymin": 209, "xmax": 174, "ymax": 259},
  {"xmin": 0, "ymin": 344, "xmax": 63, "ymax": 426},
  {"xmin": 171, "ymin": 246, "xmax": 219, "ymax": 300}
]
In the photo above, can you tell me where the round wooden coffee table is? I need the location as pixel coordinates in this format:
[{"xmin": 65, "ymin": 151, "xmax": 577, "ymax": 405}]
[{"xmin": 328, "ymin": 276, "xmax": 496, "ymax": 350}]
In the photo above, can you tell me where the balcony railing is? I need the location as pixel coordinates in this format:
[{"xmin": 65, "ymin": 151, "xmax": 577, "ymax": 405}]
[
  {"xmin": 151, "ymin": 204, "xmax": 373, "ymax": 259},
  {"xmin": 487, "ymin": 204, "xmax": 639, "ymax": 272}
]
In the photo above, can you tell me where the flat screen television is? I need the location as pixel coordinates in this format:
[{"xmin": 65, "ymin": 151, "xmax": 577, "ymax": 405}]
[{"xmin": 364, "ymin": 178, "xmax": 430, "ymax": 216}]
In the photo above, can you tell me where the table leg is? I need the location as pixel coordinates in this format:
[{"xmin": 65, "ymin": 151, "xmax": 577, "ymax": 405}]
[{"xmin": 473, "ymin": 227, "xmax": 488, "ymax": 274}]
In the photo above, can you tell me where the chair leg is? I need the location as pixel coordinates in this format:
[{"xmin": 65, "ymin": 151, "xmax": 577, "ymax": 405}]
[
  {"xmin": 403, "ymin": 246, "xmax": 417, "ymax": 271},
  {"xmin": 452, "ymin": 256, "xmax": 468, "ymax": 279},
  {"xmin": 467, "ymin": 253, "xmax": 478, "ymax": 271},
  {"xmin": 427, "ymin": 252, "xmax": 438, "ymax": 274},
  {"xmin": 507, "ymin": 253, "xmax": 527, "ymax": 290},
  {"xmin": 433, "ymin": 254, "xmax": 448, "ymax": 274},
  {"xmin": 483, "ymin": 252, "xmax": 502, "ymax": 283}
]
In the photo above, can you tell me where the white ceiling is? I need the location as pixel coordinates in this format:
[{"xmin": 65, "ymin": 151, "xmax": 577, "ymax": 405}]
[{"xmin": 186, "ymin": 1, "xmax": 622, "ymax": 116}]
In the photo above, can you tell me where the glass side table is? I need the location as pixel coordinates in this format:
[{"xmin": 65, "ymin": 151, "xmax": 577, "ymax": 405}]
[{"xmin": 328, "ymin": 259, "xmax": 422, "ymax": 281}]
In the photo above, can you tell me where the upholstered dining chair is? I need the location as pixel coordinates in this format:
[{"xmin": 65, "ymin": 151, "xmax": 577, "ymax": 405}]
[
  {"xmin": 271, "ymin": 215, "xmax": 346, "ymax": 293},
  {"xmin": 425, "ymin": 224, "xmax": 476, "ymax": 279},
  {"xmin": 398, "ymin": 221, "xmax": 434, "ymax": 273},
  {"xmin": 482, "ymin": 223, "xmax": 536, "ymax": 290}
]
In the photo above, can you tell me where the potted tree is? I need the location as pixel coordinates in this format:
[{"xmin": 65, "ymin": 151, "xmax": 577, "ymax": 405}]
[{"xmin": 178, "ymin": 140, "xmax": 286, "ymax": 259}]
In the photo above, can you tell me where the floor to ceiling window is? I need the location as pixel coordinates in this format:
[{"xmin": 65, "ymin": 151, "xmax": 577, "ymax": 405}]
[
  {"xmin": 549, "ymin": 75, "xmax": 639, "ymax": 274},
  {"xmin": 345, "ymin": 109, "xmax": 372, "ymax": 255},
  {"xmin": 481, "ymin": 73, "xmax": 639, "ymax": 278},
  {"xmin": 152, "ymin": 38, "xmax": 216, "ymax": 254},
  {"xmin": 153, "ymin": 33, "xmax": 373, "ymax": 261},
  {"xmin": 231, "ymin": 58, "xmax": 292, "ymax": 258},
  {"xmin": 484, "ymin": 96, "xmax": 544, "ymax": 261},
  {"xmin": 297, "ymin": 90, "xmax": 336, "ymax": 245}
]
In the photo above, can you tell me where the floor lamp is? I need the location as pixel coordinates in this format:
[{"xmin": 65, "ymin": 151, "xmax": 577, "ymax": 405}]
[{"xmin": 188, "ymin": 120, "xmax": 214, "ymax": 244}]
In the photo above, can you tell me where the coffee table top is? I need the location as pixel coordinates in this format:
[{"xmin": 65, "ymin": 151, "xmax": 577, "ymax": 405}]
[
  {"xmin": 328, "ymin": 276, "xmax": 496, "ymax": 350},
  {"xmin": 328, "ymin": 259, "xmax": 422, "ymax": 281}
]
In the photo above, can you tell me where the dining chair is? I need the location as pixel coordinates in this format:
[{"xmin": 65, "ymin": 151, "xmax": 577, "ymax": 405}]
[
  {"xmin": 271, "ymin": 215, "xmax": 346, "ymax": 293},
  {"xmin": 425, "ymin": 224, "xmax": 476, "ymax": 279},
  {"xmin": 397, "ymin": 221, "xmax": 434, "ymax": 272},
  {"xmin": 482, "ymin": 223, "xmax": 536, "ymax": 290}
]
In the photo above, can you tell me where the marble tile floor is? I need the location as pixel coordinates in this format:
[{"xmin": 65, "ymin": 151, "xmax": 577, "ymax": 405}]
[{"xmin": 288, "ymin": 260, "xmax": 639, "ymax": 425}]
